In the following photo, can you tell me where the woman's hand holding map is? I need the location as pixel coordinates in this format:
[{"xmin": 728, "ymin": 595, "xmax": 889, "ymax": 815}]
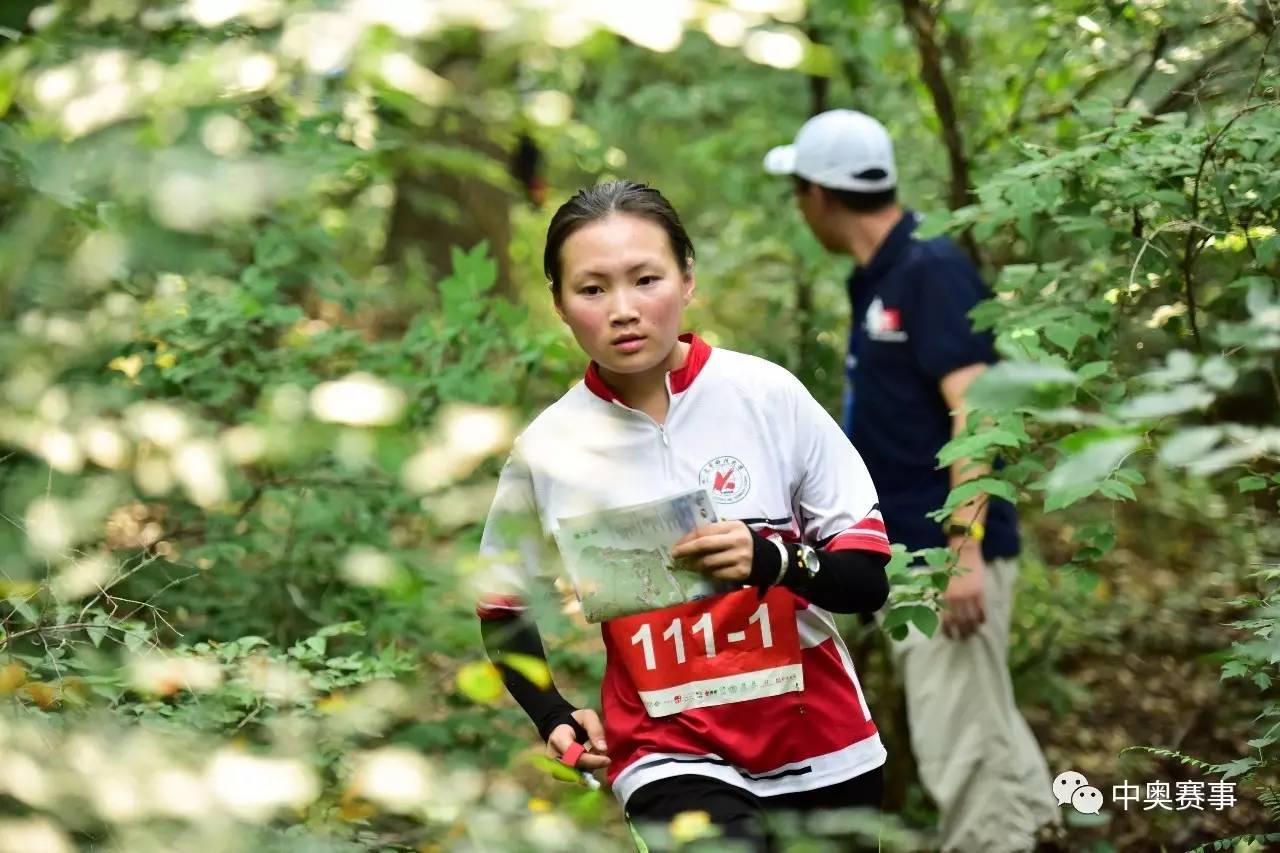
[{"xmin": 671, "ymin": 521, "xmax": 756, "ymax": 583}]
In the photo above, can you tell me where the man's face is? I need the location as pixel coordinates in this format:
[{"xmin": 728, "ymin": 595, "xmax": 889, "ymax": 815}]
[{"xmin": 793, "ymin": 180, "xmax": 841, "ymax": 252}]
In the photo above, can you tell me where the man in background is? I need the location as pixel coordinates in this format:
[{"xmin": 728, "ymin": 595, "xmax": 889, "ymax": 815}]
[{"xmin": 763, "ymin": 109, "xmax": 1059, "ymax": 852}]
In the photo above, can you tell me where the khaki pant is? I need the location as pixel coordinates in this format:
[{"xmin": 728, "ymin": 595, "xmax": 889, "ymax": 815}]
[{"xmin": 886, "ymin": 557, "xmax": 1060, "ymax": 853}]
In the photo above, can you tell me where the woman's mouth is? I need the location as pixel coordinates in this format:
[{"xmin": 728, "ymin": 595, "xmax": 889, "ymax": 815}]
[{"xmin": 612, "ymin": 335, "xmax": 646, "ymax": 353}]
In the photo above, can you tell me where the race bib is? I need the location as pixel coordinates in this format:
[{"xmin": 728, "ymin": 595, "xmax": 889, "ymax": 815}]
[{"xmin": 606, "ymin": 586, "xmax": 803, "ymax": 717}]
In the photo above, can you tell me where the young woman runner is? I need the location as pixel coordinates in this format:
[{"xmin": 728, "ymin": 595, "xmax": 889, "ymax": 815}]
[{"xmin": 476, "ymin": 181, "xmax": 892, "ymax": 850}]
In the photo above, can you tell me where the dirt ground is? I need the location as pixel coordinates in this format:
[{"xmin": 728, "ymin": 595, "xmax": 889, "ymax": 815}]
[{"xmin": 851, "ymin": 500, "xmax": 1276, "ymax": 852}]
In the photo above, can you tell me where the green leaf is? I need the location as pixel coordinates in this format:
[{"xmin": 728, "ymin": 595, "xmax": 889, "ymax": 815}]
[
  {"xmin": 936, "ymin": 429, "xmax": 1023, "ymax": 467},
  {"xmin": 1200, "ymin": 357, "xmax": 1238, "ymax": 391},
  {"xmin": 922, "ymin": 547, "xmax": 954, "ymax": 568},
  {"xmin": 1073, "ymin": 523, "xmax": 1117, "ymax": 562},
  {"xmin": 497, "ymin": 652, "xmax": 552, "ymax": 689},
  {"xmin": 1044, "ymin": 436, "xmax": 1140, "ymax": 510},
  {"xmin": 883, "ymin": 604, "xmax": 941, "ymax": 639},
  {"xmin": 6, "ymin": 595, "xmax": 37, "ymax": 624},
  {"xmin": 253, "ymin": 228, "xmax": 301, "ymax": 270},
  {"xmin": 1145, "ymin": 350, "xmax": 1197, "ymax": 385},
  {"xmin": 1238, "ymin": 475, "xmax": 1269, "ymax": 494},
  {"xmin": 1077, "ymin": 361, "xmax": 1111, "ymax": 381},
  {"xmin": 316, "ymin": 621, "xmax": 365, "ymax": 638},
  {"xmin": 1219, "ymin": 757, "xmax": 1259, "ymax": 781},
  {"xmin": 1221, "ymin": 660, "xmax": 1248, "ymax": 680},
  {"xmin": 1257, "ymin": 236, "xmax": 1280, "ymax": 266},
  {"xmin": 1116, "ymin": 384, "xmax": 1214, "ymax": 420},
  {"xmin": 529, "ymin": 754, "xmax": 590, "ymax": 784},
  {"xmin": 906, "ymin": 605, "xmax": 940, "ymax": 638},
  {"xmin": 1073, "ymin": 570, "xmax": 1101, "ymax": 597},
  {"xmin": 1058, "ymin": 427, "xmax": 1138, "ymax": 454},
  {"xmin": 1159, "ymin": 427, "xmax": 1223, "ymax": 466},
  {"xmin": 1113, "ymin": 468, "xmax": 1146, "ymax": 485},
  {"xmin": 964, "ymin": 361, "xmax": 1080, "ymax": 410},
  {"xmin": 456, "ymin": 661, "xmax": 503, "ymax": 704},
  {"xmin": 1099, "ymin": 480, "xmax": 1136, "ymax": 501},
  {"xmin": 1044, "ymin": 322, "xmax": 1080, "ymax": 354},
  {"xmin": 935, "ymin": 477, "xmax": 1018, "ymax": 516}
]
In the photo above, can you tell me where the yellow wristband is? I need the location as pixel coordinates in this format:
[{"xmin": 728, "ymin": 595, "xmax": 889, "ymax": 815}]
[{"xmin": 945, "ymin": 520, "xmax": 985, "ymax": 542}]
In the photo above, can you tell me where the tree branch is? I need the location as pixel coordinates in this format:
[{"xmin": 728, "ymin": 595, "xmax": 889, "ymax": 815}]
[
  {"xmin": 1122, "ymin": 29, "xmax": 1171, "ymax": 107},
  {"xmin": 993, "ymin": 42, "xmax": 1051, "ymax": 147},
  {"xmin": 900, "ymin": 0, "xmax": 973, "ymax": 211},
  {"xmin": 1149, "ymin": 33, "xmax": 1255, "ymax": 116},
  {"xmin": 797, "ymin": 21, "xmax": 828, "ymax": 378},
  {"xmin": 989, "ymin": 14, "xmax": 1238, "ymax": 146},
  {"xmin": 999, "ymin": 46, "xmax": 1147, "ymax": 139},
  {"xmin": 1178, "ymin": 23, "xmax": 1276, "ymax": 349}
]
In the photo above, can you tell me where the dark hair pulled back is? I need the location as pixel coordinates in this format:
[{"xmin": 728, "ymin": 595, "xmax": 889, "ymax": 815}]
[{"xmin": 543, "ymin": 180, "xmax": 694, "ymax": 293}]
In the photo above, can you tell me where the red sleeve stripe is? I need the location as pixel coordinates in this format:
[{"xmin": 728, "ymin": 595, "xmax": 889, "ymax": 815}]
[
  {"xmin": 851, "ymin": 516, "xmax": 887, "ymax": 535},
  {"xmin": 475, "ymin": 595, "xmax": 526, "ymax": 620},
  {"xmin": 826, "ymin": 530, "xmax": 892, "ymax": 556},
  {"xmin": 749, "ymin": 524, "xmax": 800, "ymax": 543}
]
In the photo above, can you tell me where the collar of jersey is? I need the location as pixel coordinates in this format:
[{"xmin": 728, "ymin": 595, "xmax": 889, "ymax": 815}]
[
  {"xmin": 850, "ymin": 208, "xmax": 918, "ymax": 288},
  {"xmin": 583, "ymin": 332, "xmax": 711, "ymax": 404}
]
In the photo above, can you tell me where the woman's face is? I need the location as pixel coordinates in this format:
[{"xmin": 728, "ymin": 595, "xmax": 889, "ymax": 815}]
[{"xmin": 554, "ymin": 213, "xmax": 694, "ymax": 377}]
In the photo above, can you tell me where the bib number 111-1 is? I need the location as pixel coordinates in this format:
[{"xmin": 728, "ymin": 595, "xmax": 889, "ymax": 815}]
[
  {"xmin": 607, "ymin": 587, "xmax": 803, "ymax": 717},
  {"xmin": 630, "ymin": 601, "xmax": 772, "ymax": 669}
]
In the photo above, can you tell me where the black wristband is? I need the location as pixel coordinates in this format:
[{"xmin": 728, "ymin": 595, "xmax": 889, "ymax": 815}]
[
  {"xmin": 747, "ymin": 530, "xmax": 791, "ymax": 594},
  {"xmin": 746, "ymin": 530, "xmax": 890, "ymax": 614},
  {"xmin": 536, "ymin": 707, "xmax": 589, "ymax": 745}
]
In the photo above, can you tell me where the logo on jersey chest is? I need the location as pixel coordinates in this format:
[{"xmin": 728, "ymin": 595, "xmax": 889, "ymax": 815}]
[
  {"xmin": 699, "ymin": 456, "xmax": 751, "ymax": 504},
  {"xmin": 866, "ymin": 296, "xmax": 908, "ymax": 342}
]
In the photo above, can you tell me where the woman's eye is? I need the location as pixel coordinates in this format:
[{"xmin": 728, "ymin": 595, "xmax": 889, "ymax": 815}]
[
  {"xmin": 638, "ymin": 275, "xmax": 659, "ymax": 286},
  {"xmin": 580, "ymin": 284, "xmax": 603, "ymax": 295}
]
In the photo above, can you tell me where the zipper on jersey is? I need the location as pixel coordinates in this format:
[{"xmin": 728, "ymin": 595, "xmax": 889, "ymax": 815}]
[
  {"xmin": 610, "ymin": 372, "xmax": 682, "ymax": 447},
  {"xmin": 611, "ymin": 399, "xmax": 672, "ymax": 447}
]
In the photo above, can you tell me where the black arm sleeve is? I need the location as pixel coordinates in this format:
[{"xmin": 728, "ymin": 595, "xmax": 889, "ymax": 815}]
[
  {"xmin": 746, "ymin": 530, "xmax": 890, "ymax": 614},
  {"xmin": 479, "ymin": 613, "xmax": 588, "ymax": 744}
]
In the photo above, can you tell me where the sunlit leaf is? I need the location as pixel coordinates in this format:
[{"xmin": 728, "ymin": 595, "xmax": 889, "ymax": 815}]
[{"xmin": 455, "ymin": 661, "xmax": 503, "ymax": 704}]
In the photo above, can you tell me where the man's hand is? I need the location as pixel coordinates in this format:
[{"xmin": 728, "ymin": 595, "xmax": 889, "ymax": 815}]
[
  {"xmin": 941, "ymin": 540, "xmax": 986, "ymax": 639},
  {"xmin": 547, "ymin": 708, "xmax": 610, "ymax": 771},
  {"xmin": 671, "ymin": 521, "xmax": 755, "ymax": 583}
]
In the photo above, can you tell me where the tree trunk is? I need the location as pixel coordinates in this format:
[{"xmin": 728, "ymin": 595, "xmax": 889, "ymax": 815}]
[
  {"xmin": 385, "ymin": 119, "xmax": 516, "ymax": 301},
  {"xmin": 899, "ymin": 0, "xmax": 981, "ymax": 264}
]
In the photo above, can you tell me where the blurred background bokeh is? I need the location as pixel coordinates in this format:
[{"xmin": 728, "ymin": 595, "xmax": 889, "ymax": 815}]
[{"xmin": 0, "ymin": 1, "xmax": 1277, "ymax": 850}]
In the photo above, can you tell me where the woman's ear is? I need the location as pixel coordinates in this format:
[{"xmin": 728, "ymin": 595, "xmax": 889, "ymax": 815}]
[
  {"xmin": 681, "ymin": 266, "xmax": 696, "ymax": 306},
  {"xmin": 552, "ymin": 290, "xmax": 568, "ymax": 323}
]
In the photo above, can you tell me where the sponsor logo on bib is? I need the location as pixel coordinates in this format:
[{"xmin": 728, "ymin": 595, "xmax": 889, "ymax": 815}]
[{"xmin": 699, "ymin": 456, "xmax": 750, "ymax": 504}]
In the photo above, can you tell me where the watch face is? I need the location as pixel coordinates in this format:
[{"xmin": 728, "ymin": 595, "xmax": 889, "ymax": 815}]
[{"xmin": 801, "ymin": 545, "xmax": 820, "ymax": 577}]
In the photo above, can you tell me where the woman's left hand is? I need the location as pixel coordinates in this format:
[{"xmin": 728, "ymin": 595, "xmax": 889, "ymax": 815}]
[{"xmin": 671, "ymin": 521, "xmax": 755, "ymax": 583}]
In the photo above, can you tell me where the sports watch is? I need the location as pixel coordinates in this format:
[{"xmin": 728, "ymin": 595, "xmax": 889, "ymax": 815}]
[{"xmin": 795, "ymin": 543, "xmax": 821, "ymax": 583}]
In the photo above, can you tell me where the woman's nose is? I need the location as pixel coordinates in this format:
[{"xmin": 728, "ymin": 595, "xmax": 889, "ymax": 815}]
[{"xmin": 608, "ymin": 289, "xmax": 639, "ymax": 322}]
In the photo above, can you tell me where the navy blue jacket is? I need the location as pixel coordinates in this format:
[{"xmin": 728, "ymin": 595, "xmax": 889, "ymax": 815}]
[{"xmin": 842, "ymin": 211, "xmax": 1019, "ymax": 560}]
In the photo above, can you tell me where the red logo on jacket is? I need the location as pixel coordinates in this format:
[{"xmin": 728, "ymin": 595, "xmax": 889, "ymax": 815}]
[{"xmin": 699, "ymin": 456, "xmax": 751, "ymax": 504}]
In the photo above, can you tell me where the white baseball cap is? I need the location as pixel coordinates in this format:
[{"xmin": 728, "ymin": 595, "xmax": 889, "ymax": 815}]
[{"xmin": 763, "ymin": 109, "xmax": 896, "ymax": 193}]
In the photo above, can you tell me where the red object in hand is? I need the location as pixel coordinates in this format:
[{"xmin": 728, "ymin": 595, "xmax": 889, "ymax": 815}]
[{"xmin": 560, "ymin": 741, "xmax": 585, "ymax": 768}]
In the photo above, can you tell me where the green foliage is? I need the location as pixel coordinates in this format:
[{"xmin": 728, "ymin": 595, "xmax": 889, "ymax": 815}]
[
  {"xmin": 0, "ymin": 0, "xmax": 1276, "ymax": 849},
  {"xmin": 1121, "ymin": 560, "xmax": 1280, "ymax": 852}
]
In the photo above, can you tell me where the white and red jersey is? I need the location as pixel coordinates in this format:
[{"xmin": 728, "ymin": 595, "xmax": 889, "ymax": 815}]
[{"xmin": 477, "ymin": 334, "xmax": 890, "ymax": 806}]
